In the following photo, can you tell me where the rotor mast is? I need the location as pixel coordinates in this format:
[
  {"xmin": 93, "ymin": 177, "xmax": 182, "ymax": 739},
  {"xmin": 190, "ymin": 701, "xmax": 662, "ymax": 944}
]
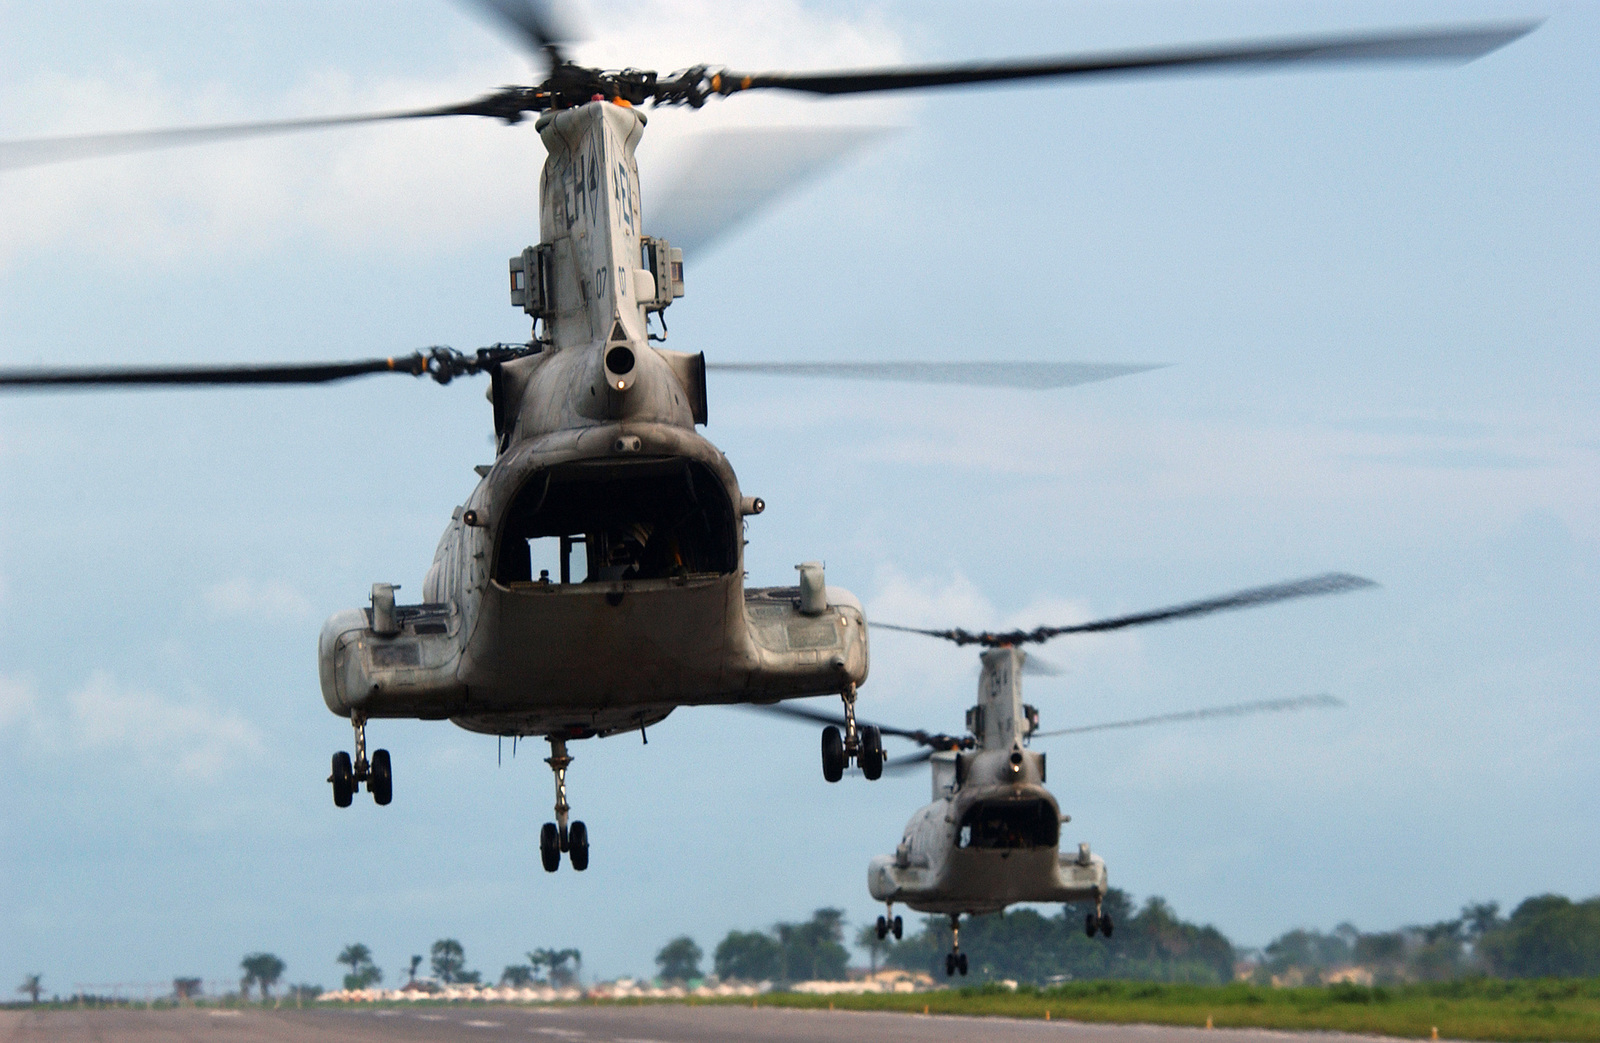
[{"xmin": 974, "ymin": 647, "xmax": 1032, "ymax": 750}]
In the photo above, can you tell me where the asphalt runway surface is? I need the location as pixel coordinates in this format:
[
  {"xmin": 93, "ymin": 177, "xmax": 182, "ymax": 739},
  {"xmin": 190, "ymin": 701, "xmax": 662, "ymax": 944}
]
[{"xmin": 0, "ymin": 1004, "xmax": 1418, "ymax": 1043}]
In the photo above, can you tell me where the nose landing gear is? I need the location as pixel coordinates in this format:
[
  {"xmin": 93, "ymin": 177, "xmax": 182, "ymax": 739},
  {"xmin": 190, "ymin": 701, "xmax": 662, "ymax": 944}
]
[
  {"xmin": 539, "ymin": 738, "xmax": 589, "ymax": 872},
  {"xmin": 1085, "ymin": 901, "xmax": 1114, "ymax": 939},
  {"xmin": 944, "ymin": 914, "xmax": 968, "ymax": 977},
  {"xmin": 875, "ymin": 903, "xmax": 904, "ymax": 941},
  {"xmin": 820, "ymin": 684, "xmax": 886, "ymax": 782},
  {"xmin": 329, "ymin": 712, "xmax": 392, "ymax": 807}
]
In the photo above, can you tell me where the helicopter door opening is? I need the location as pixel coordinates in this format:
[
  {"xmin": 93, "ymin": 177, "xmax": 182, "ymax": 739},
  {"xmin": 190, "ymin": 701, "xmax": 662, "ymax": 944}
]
[
  {"xmin": 956, "ymin": 799, "xmax": 1060, "ymax": 850},
  {"xmin": 493, "ymin": 458, "xmax": 737, "ymax": 586}
]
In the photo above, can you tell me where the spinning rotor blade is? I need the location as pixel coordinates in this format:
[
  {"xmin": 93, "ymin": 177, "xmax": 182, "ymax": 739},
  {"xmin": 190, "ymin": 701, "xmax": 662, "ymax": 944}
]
[
  {"xmin": 706, "ymin": 361, "xmax": 1164, "ymax": 390},
  {"xmin": 1033, "ymin": 693, "xmax": 1343, "ymax": 739},
  {"xmin": 0, "ymin": 103, "xmax": 505, "ymax": 173},
  {"xmin": 463, "ymin": 0, "xmax": 571, "ymax": 69},
  {"xmin": 748, "ymin": 701, "xmax": 963, "ymax": 751},
  {"xmin": 0, "ymin": 357, "xmax": 423, "ymax": 388},
  {"xmin": 645, "ymin": 127, "xmax": 891, "ymax": 255},
  {"xmin": 0, "ymin": 18, "xmax": 1535, "ymax": 173},
  {"xmin": 0, "ymin": 345, "xmax": 530, "ymax": 390},
  {"xmin": 881, "ymin": 749, "xmax": 937, "ymax": 775},
  {"xmin": 875, "ymin": 572, "xmax": 1378, "ymax": 647},
  {"xmin": 1023, "ymin": 654, "xmax": 1063, "ymax": 677},
  {"xmin": 722, "ymin": 22, "xmax": 1537, "ymax": 98}
]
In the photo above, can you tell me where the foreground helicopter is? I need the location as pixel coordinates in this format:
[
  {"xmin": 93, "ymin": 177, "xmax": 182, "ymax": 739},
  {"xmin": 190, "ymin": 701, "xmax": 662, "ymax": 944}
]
[
  {"xmin": 0, "ymin": 4, "xmax": 1529, "ymax": 870},
  {"xmin": 763, "ymin": 571, "xmax": 1371, "ymax": 976}
]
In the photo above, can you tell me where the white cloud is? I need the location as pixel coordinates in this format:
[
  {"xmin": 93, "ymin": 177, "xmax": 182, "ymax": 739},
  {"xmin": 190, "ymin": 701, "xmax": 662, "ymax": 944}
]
[
  {"xmin": 0, "ymin": 671, "xmax": 262, "ymax": 779},
  {"xmin": 862, "ymin": 565, "xmax": 1145, "ymax": 718},
  {"xmin": 0, "ymin": 673, "xmax": 37, "ymax": 729},
  {"xmin": 0, "ymin": 1, "xmax": 911, "ymax": 269},
  {"xmin": 202, "ymin": 577, "xmax": 315, "ymax": 622}
]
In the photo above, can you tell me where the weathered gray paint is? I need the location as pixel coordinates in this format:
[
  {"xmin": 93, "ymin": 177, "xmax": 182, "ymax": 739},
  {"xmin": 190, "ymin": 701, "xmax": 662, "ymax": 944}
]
[
  {"xmin": 868, "ymin": 647, "xmax": 1107, "ymax": 916},
  {"xmin": 316, "ymin": 101, "xmax": 869, "ymax": 741}
]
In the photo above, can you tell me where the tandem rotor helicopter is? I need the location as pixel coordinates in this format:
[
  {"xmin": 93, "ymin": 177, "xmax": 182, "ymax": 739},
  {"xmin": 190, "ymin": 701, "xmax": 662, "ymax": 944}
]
[
  {"xmin": 763, "ymin": 572, "xmax": 1371, "ymax": 976},
  {"xmin": 0, "ymin": 3, "xmax": 1533, "ymax": 873}
]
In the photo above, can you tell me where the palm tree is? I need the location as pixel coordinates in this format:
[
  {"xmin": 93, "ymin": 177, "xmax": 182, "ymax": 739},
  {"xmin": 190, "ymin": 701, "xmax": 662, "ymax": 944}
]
[
  {"xmin": 407, "ymin": 955, "xmax": 423, "ymax": 984},
  {"xmin": 336, "ymin": 944, "xmax": 381, "ymax": 990},
  {"xmin": 654, "ymin": 937, "xmax": 702, "ymax": 982},
  {"xmin": 337, "ymin": 944, "xmax": 372, "ymax": 975},
  {"xmin": 16, "ymin": 975, "xmax": 42, "ymax": 1004},
  {"xmin": 527, "ymin": 948, "xmax": 582, "ymax": 988},
  {"xmin": 500, "ymin": 965, "xmax": 534, "ymax": 987},
  {"xmin": 240, "ymin": 953, "xmax": 286, "ymax": 1002},
  {"xmin": 430, "ymin": 939, "xmax": 478, "ymax": 983},
  {"xmin": 548, "ymin": 949, "xmax": 581, "ymax": 988}
]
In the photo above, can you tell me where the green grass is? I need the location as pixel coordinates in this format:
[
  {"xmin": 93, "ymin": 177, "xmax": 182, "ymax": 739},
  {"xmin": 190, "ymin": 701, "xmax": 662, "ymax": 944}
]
[{"xmin": 714, "ymin": 979, "xmax": 1600, "ymax": 1041}]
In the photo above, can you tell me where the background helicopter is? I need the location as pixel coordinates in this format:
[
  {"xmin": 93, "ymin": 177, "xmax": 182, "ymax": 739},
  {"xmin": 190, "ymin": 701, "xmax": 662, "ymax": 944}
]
[
  {"xmin": 0, "ymin": 3, "xmax": 1526, "ymax": 872},
  {"xmin": 2, "ymin": 0, "xmax": 1587, "ymax": 992},
  {"xmin": 762, "ymin": 570, "xmax": 1370, "ymax": 975}
]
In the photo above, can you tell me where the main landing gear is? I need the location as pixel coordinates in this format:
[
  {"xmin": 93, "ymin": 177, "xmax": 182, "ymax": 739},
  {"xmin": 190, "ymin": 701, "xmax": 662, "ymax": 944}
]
[
  {"xmin": 944, "ymin": 914, "xmax": 968, "ymax": 977},
  {"xmin": 329, "ymin": 711, "xmax": 392, "ymax": 808},
  {"xmin": 539, "ymin": 738, "xmax": 589, "ymax": 873},
  {"xmin": 1085, "ymin": 901, "xmax": 1114, "ymax": 939},
  {"xmin": 821, "ymin": 684, "xmax": 885, "ymax": 782},
  {"xmin": 875, "ymin": 903, "xmax": 904, "ymax": 942}
]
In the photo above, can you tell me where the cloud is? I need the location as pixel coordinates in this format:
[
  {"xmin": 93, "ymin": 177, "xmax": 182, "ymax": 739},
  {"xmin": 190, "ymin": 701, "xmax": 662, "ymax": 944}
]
[
  {"xmin": 0, "ymin": 671, "xmax": 262, "ymax": 779},
  {"xmin": 861, "ymin": 565, "xmax": 1145, "ymax": 717},
  {"xmin": 730, "ymin": 394, "xmax": 1600, "ymax": 549},
  {"xmin": 0, "ymin": 0, "xmax": 911, "ymax": 269},
  {"xmin": 202, "ymin": 577, "xmax": 315, "ymax": 622}
]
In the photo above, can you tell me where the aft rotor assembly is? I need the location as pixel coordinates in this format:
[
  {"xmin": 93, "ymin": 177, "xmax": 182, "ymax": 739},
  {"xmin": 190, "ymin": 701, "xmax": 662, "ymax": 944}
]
[{"xmin": 763, "ymin": 572, "xmax": 1373, "ymax": 781}]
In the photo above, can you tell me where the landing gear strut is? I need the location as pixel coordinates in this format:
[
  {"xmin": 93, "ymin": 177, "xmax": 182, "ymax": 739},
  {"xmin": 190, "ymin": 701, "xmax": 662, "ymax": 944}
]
[
  {"xmin": 329, "ymin": 711, "xmax": 391, "ymax": 808},
  {"xmin": 821, "ymin": 684, "xmax": 884, "ymax": 782},
  {"xmin": 539, "ymin": 738, "xmax": 589, "ymax": 873},
  {"xmin": 875, "ymin": 903, "xmax": 904, "ymax": 941},
  {"xmin": 1085, "ymin": 900, "xmax": 1114, "ymax": 939},
  {"xmin": 944, "ymin": 914, "xmax": 968, "ymax": 977}
]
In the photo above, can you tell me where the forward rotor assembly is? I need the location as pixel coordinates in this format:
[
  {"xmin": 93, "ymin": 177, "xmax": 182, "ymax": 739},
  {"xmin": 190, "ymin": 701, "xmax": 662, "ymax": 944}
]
[
  {"xmin": 760, "ymin": 571, "xmax": 1376, "ymax": 774},
  {"xmin": 874, "ymin": 572, "xmax": 1377, "ymax": 648},
  {"xmin": 758, "ymin": 692, "xmax": 1347, "ymax": 776},
  {"xmin": 0, "ymin": 7, "xmax": 1536, "ymax": 171},
  {"xmin": 0, "ymin": 4, "xmax": 1537, "ymax": 390}
]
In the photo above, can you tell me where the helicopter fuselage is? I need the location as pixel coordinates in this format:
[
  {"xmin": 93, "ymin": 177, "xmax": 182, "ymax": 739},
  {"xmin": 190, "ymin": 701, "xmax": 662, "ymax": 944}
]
[
  {"xmin": 868, "ymin": 648, "xmax": 1106, "ymax": 916},
  {"xmin": 315, "ymin": 99, "xmax": 870, "ymax": 740}
]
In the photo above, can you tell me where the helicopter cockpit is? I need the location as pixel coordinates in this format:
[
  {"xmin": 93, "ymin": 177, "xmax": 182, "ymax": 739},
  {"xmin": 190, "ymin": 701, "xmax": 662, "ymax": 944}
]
[
  {"xmin": 493, "ymin": 458, "xmax": 737, "ymax": 586},
  {"xmin": 956, "ymin": 797, "xmax": 1060, "ymax": 851}
]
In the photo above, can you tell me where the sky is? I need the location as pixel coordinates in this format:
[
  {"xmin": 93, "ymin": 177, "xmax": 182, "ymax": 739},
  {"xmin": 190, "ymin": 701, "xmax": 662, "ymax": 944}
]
[{"xmin": 1, "ymin": 0, "xmax": 1595, "ymax": 994}]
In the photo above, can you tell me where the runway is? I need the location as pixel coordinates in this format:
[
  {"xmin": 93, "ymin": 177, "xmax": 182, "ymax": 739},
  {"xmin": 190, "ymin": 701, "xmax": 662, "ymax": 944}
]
[{"xmin": 0, "ymin": 1004, "xmax": 1418, "ymax": 1043}]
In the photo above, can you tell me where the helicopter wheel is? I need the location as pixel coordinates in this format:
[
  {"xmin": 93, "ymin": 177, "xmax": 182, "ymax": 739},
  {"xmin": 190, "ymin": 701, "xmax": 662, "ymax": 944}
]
[
  {"xmin": 858, "ymin": 725, "xmax": 884, "ymax": 781},
  {"xmin": 1085, "ymin": 912, "xmax": 1099, "ymax": 938},
  {"xmin": 539, "ymin": 822, "xmax": 562, "ymax": 873},
  {"xmin": 330, "ymin": 751, "xmax": 354, "ymax": 808},
  {"xmin": 945, "ymin": 953, "xmax": 956, "ymax": 977},
  {"xmin": 568, "ymin": 820, "xmax": 590, "ymax": 871},
  {"xmin": 957, "ymin": 953, "xmax": 968, "ymax": 976},
  {"xmin": 820, "ymin": 726, "xmax": 846, "ymax": 783},
  {"xmin": 1099, "ymin": 912, "xmax": 1114, "ymax": 938},
  {"xmin": 876, "ymin": 915, "xmax": 888, "ymax": 941},
  {"xmin": 893, "ymin": 915, "xmax": 903, "ymax": 940},
  {"xmin": 369, "ymin": 749, "xmax": 393, "ymax": 806}
]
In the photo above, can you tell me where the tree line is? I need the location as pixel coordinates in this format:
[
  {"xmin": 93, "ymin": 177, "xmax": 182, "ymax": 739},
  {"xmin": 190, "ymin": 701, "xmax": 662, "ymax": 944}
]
[
  {"xmin": 15, "ymin": 891, "xmax": 1600, "ymax": 1002},
  {"xmin": 880, "ymin": 891, "xmax": 1235, "ymax": 984},
  {"xmin": 662, "ymin": 890, "xmax": 1600, "ymax": 987},
  {"xmin": 654, "ymin": 908, "xmax": 853, "ymax": 983},
  {"xmin": 1256, "ymin": 895, "xmax": 1600, "ymax": 983},
  {"xmin": 333, "ymin": 938, "xmax": 584, "ymax": 990}
]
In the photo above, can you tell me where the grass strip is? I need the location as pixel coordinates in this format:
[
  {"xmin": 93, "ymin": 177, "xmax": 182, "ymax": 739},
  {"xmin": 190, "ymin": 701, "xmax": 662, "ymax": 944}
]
[{"xmin": 703, "ymin": 980, "xmax": 1600, "ymax": 1042}]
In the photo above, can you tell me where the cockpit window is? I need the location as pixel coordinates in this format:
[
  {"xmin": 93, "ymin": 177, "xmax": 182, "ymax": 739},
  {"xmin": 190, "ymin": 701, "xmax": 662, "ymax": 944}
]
[
  {"xmin": 956, "ymin": 799, "xmax": 1059, "ymax": 850},
  {"xmin": 494, "ymin": 458, "xmax": 737, "ymax": 585}
]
